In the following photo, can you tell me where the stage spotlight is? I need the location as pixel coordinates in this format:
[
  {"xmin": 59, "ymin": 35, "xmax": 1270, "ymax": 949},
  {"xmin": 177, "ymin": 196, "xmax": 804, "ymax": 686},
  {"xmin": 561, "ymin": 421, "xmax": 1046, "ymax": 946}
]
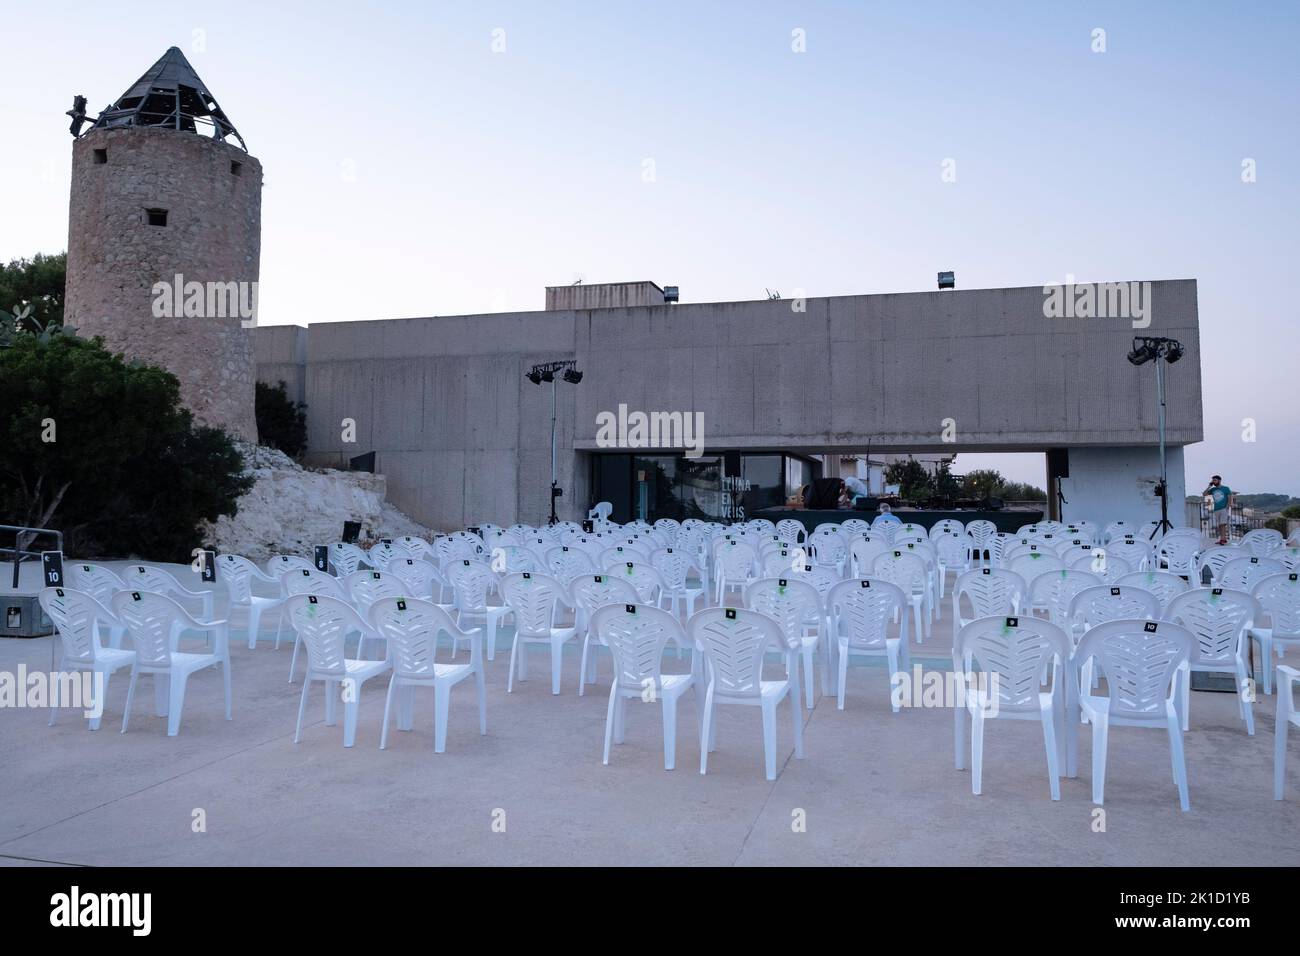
[
  {"xmin": 1126, "ymin": 341, "xmax": 1154, "ymax": 365},
  {"xmin": 1165, "ymin": 341, "xmax": 1184, "ymax": 364},
  {"xmin": 563, "ymin": 368, "xmax": 583, "ymax": 384},
  {"xmin": 527, "ymin": 368, "xmax": 543, "ymax": 385},
  {"xmin": 540, "ymin": 368, "xmax": 555, "ymax": 383}
]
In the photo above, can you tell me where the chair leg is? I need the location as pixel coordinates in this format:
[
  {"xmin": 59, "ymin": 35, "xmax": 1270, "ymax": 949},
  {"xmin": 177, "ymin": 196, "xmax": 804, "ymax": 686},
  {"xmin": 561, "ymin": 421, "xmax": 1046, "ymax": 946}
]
[
  {"xmin": 970, "ymin": 709, "xmax": 985, "ymax": 795},
  {"xmin": 223, "ymin": 656, "xmax": 233, "ymax": 720},
  {"xmin": 837, "ymin": 640, "xmax": 849, "ymax": 710},
  {"xmin": 294, "ymin": 678, "xmax": 310, "ymax": 743},
  {"xmin": 761, "ymin": 700, "xmax": 778, "ymax": 781},
  {"xmin": 273, "ymin": 610, "xmax": 284, "ymax": 650},
  {"xmin": 953, "ymin": 679, "xmax": 966, "ymax": 771},
  {"xmin": 434, "ymin": 683, "xmax": 451, "ymax": 753},
  {"xmin": 1180, "ymin": 663, "xmax": 1191, "ymax": 732},
  {"xmin": 886, "ymin": 643, "xmax": 902, "ymax": 714},
  {"xmin": 380, "ymin": 677, "xmax": 395, "ymax": 750},
  {"xmin": 166, "ymin": 672, "xmax": 188, "ymax": 737},
  {"xmin": 247, "ymin": 604, "xmax": 262, "ymax": 650},
  {"xmin": 1236, "ymin": 659, "xmax": 1255, "ymax": 736},
  {"xmin": 801, "ymin": 646, "xmax": 815, "ymax": 709},
  {"xmin": 1168, "ymin": 712, "xmax": 1190, "ymax": 811},
  {"xmin": 486, "ymin": 615, "xmax": 498, "ymax": 662},
  {"xmin": 1275, "ymin": 699, "xmax": 1289, "ymax": 800},
  {"xmin": 475, "ymin": 662, "xmax": 487, "ymax": 735},
  {"xmin": 1258, "ymin": 633, "xmax": 1274, "ymax": 695},
  {"xmin": 87, "ymin": 670, "xmax": 108, "ymax": 731},
  {"xmin": 1091, "ymin": 714, "xmax": 1110, "ymax": 805},
  {"xmin": 603, "ymin": 684, "xmax": 618, "ymax": 765},
  {"xmin": 288, "ymin": 635, "xmax": 302, "ymax": 683},
  {"xmin": 662, "ymin": 696, "xmax": 678, "ymax": 770},
  {"xmin": 507, "ymin": 636, "xmax": 520, "ymax": 693},
  {"xmin": 550, "ymin": 636, "xmax": 564, "ymax": 695},
  {"xmin": 342, "ymin": 695, "xmax": 360, "ymax": 748},
  {"xmin": 578, "ymin": 636, "xmax": 591, "ymax": 697},
  {"xmin": 121, "ymin": 668, "xmax": 139, "ymax": 734},
  {"xmin": 789, "ymin": 679, "xmax": 804, "ymax": 760},
  {"xmin": 613, "ymin": 693, "xmax": 627, "ymax": 744},
  {"xmin": 699, "ymin": 687, "xmax": 714, "ymax": 775},
  {"xmin": 1041, "ymin": 706, "xmax": 1061, "ymax": 801}
]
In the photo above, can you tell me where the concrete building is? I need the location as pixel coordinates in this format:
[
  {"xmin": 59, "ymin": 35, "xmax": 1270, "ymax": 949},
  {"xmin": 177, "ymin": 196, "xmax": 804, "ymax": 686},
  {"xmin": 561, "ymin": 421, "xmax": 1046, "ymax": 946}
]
[
  {"xmin": 65, "ymin": 47, "xmax": 261, "ymax": 442},
  {"xmin": 254, "ymin": 279, "xmax": 1201, "ymax": 531}
]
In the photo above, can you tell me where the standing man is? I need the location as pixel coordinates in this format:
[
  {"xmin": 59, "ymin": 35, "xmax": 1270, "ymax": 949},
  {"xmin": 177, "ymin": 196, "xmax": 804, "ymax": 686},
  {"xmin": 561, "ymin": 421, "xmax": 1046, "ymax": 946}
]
[{"xmin": 1204, "ymin": 475, "xmax": 1234, "ymax": 545}]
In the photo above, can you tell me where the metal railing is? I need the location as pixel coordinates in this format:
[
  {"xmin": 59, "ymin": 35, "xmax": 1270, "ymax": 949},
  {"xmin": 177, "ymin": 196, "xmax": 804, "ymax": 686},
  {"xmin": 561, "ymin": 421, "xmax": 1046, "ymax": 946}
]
[
  {"xmin": 1187, "ymin": 501, "xmax": 1270, "ymax": 543},
  {"xmin": 1, "ymin": 524, "xmax": 64, "ymax": 590}
]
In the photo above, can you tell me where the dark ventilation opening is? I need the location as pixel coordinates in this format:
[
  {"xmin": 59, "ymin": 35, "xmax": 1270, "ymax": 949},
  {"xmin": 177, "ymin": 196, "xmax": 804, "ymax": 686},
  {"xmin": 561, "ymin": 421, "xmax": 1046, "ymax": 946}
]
[
  {"xmin": 93, "ymin": 148, "xmax": 107, "ymax": 164},
  {"xmin": 146, "ymin": 208, "xmax": 168, "ymax": 227},
  {"xmin": 230, "ymin": 161, "xmax": 242, "ymax": 176}
]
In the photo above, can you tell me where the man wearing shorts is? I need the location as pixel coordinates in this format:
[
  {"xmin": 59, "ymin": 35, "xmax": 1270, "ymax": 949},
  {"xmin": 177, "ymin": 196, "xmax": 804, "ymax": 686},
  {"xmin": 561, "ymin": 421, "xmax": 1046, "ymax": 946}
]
[{"xmin": 1204, "ymin": 475, "xmax": 1233, "ymax": 545}]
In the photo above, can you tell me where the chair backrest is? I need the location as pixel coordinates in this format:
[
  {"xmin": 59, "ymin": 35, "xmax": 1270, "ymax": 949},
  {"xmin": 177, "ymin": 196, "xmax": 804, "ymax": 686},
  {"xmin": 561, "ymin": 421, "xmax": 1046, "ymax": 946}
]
[
  {"xmin": 601, "ymin": 544, "xmax": 650, "ymax": 568},
  {"xmin": 1075, "ymin": 619, "xmax": 1193, "ymax": 719},
  {"xmin": 827, "ymin": 578, "xmax": 907, "ymax": 649},
  {"xmin": 1193, "ymin": 545, "xmax": 1240, "ymax": 585},
  {"xmin": 1007, "ymin": 551, "xmax": 1066, "ymax": 589},
  {"xmin": 952, "ymin": 568, "xmax": 1026, "ymax": 627},
  {"xmin": 1114, "ymin": 570, "xmax": 1188, "ymax": 611},
  {"xmin": 840, "ymin": 518, "xmax": 872, "ymax": 536},
  {"xmin": 394, "ymin": 536, "xmax": 433, "ymax": 560},
  {"xmin": 714, "ymin": 540, "xmax": 758, "ymax": 580},
  {"xmin": 111, "ymin": 589, "xmax": 190, "ymax": 669},
  {"xmin": 687, "ymin": 606, "xmax": 789, "ymax": 700},
  {"xmin": 789, "ymin": 562, "xmax": 841, "ymax": 600},
  {"xmin": 66, "ymin": 562, "xmax": 126, "ymax": 607},
  {"xmin": 266, "ymin": 554, "xmax": 317, "ymax": 577},
  {"xmin": 283, "ymin": 594, "xmax": 367, "ymax": 676},
  {"xmin": 775, "ymin": 519, "xmax": 805, "ymax": 546},
  {"xmin": 546, "ymin": 545, "xmax": 597, "ymax": 582},
  {"xmin": 330, "ymin": 542, "xmax": 370, "ymax": 576},
  {"xmin": 954, "ymin": 616, "xmax": 1071, "ymax": 714},
  {"xmin": 1218, "ymin": 556, "xmax": 1285, "ymax": 592},
  {"xmin": 930, "ymin": 518, "xmax": 964, "ymax": 538},
  {"xmin": 1102, "ymin": 520, "xmax": 1132, "ymax": 543},
  {"xmin": 986, "ymin": 533, "xmax": 1015, "ymax": 566},
  {"xmin": 386, "ymin": 558, "xmax": 442, "ymax": 601},
  {"xmin": 588, "ymin": 501, "xmax": 613, "ymax": 521},
  {"xmin": 1104, "ymin": 539, "xmax": 1151, "ymax": 571},
  {"xmin": 871, "ymin": 550, "xmax": 927, "ymax": 593},
  {"xmin": 849, "ymin": 539, "xmax": 890, "ymax": 576},
  {"xmin": 367, "ymin": 541, "xmax": 399, "ymax": 570},
  {"xmin": 744, "ymin": 577, "xmax": 822, "ymax": 643},
  {"xmin": 1068, "ymin": 584, "xmax": 1161, "ymax": 632},
  {"xmin": 592, "ymin": 603, "xmax": 687, "ymax": 693},
  {"xmin": 281, "ymin": 566, "xmax": 348, "ymax": 600},
  {"xmin": 1157, "ymin": 536, "xmax": 1199, "ymax": 575},
  {"xmin": 447, "ymin": 559, "xmax": 497, "ymax": 612},
  {"xmin": 966, "ymin": 520, "xmax": 997, "ymax": 545},
  {"xmin": 344, "ymin": 569, "xmax": 406, "ymax": 610},
  {"xmin": 600, "ymin": 560, "xmax": 664, "ymax": 603},
  {"xmin": 1253, "ymin": 573, "xmax": 1300, "ymax": 638},
  {"xmin": 1029, "ymin": 568, "xmax": 1103, "ymax": 628},
  {"xmin": 40, "ymin": 586, "xmax": 119, "ymax": 664},
  {"xmin": 370, "ymin": 596, "xmax": 469, "ymax": 676},
  {"xmin": 120, "ymin": 564, "xmax": 190, "ymax": 601},
  {"xmin": 1239, "ymin": 528, "xmax": 1285, "ymax": 557},
  {"xmin": 811, "ymin": 534, "xmax": 848, "ymax": 571},
  {"xmin": 500, "ymin": 572, "xmax": 566, "ymax": 637},
  {"xmin": 1067, "ymin": 551, "xmax": 1132, "ymax": 584},
  {"xmin": 1163, "ymin": 587, "xmax": 1259, "ymax": 666},
  {"xmin": 933, "ymin": 532, "xmax": 968, "ymax": 568},
  {"xmin": 569, "ymin": 572, "xmax": 640, "ymax": 621},
  {"xmin": 216, "ymin": 553, "xmax": 264, "ymax": 605}
]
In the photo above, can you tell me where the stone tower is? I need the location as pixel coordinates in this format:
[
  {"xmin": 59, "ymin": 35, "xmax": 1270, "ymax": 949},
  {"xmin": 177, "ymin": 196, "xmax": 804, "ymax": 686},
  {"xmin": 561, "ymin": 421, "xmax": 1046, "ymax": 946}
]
[{"xmin": 65, "ymin": 47, "xmax": 261, "ymax": 442}]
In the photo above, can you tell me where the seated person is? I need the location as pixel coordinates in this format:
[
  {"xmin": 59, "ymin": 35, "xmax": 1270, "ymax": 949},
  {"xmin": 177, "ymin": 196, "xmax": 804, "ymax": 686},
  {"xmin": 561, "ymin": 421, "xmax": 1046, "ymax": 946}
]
[
  {"xmin": 843, "ymin": 476, "xmax": 870, "ymax": 506},
  {"xmin": 874, "ymin": 502, "xmax": 902, "ymax": 524}
]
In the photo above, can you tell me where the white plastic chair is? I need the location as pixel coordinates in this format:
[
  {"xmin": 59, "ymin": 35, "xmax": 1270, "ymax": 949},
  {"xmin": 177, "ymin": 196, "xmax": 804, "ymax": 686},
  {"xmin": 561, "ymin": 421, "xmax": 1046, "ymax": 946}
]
[
  {"xmin": 1104, "ymin": 538, "xmax": 1152, "ymax": 572},
  {"xmin": 386, "ymin": 557, "xmax": 452, "ymax": 607},
  {"xmin": 1029, "ymin": 568, "xmax": 1102, "ymax": 629},
  {"xmin": 283, "ymin": 594, "xmax": 390, "ymax": 747},
  {"xmin": 1067, "ymin": 551, "xmax": 1133, "ymax": 585},
  {"xmin": 1240, "ymin": 528, "xmax": 1285, "ymax": 557},
  {"xmin": 1157, "ymin": 536, "xmax": 1200, "ymax": 578},
  {"xmin": 713, "ymin": 540, "xmax": 758, "ymax": 605},
  {"xmin": 343, "ymin": 570, "xmax": 407, "ymax": 659},
  {"xmin": 930, "ymin": 518, "xmax": 964, "ymax": 539},
  {"xmin": 933, "ymin": 532, "xmax": 970, "ymax": 598},
  {"xmin": 280, "ymin": 567, "xmax": 350, "ymax": 680},
  {"xmin": 120, "ymin": 563, "xmax": 216, "ymax": 621},
  {"xmin": 776, "ymin": 519, "xmax": 805, "ymax": 547},
  {"xmin": 650, "ymin": 546, "xmax": 705, "ymax": 620},
  {"xmin": 545, "ymin": 545, "xmax": 597, "ymax": 587},
  {"xmin": 600, "ymin": 559, "xmax": 665, "ymax": 606},
  {"xmin": 502, "ymin": 571, "xmax": 578, "ymax": 695},
  {"xmin": 1251, "ymin": 573, "xmax": 1300, "ymax": 695},
  {"xmin": 827, "ymin": 578, "xmax": 909, "ymax": 713},
  {"xmin": 1193, "ymin": 545, "xmax": 1243, "ymax": 586},
  {"xmin": 112, "ymin": 590, "xmax": 231, "ymax": 737},
  {"xmin": 688, "ymin": 606, "xmax": 803, "ymax": 781},
  {"xmin": 265, "ymin": 554, "xmax": 317, "ymax": 577},
  {"xmin": 570, "ymin": 573, "xmax": 641, "ymax": 695},
  {"xmin": 329, "ymin": 542, "xmax": 371, "ymax": 576},
  {"xmin": 1163, "ymin": 588, "xmax": 1260, "ymax": 735},
  {"xmin": 593, "ymin": 603, "xmax": 698, "ymax": 770},
  {"xmin": 216, "ymin": 553, "xmax": 285, "ymax": 649},
  {"xmin": 966, "ymin": 520, "xmax": 997, "ymax": 566},
  {"xmin": 65, "ymin": 562, "xmax": 128, "ymax": 648},
  {"xmin": 871, "ymin": 550, "xmax": 930, "ymax": 641},
  {"xmin": 953, "ymin": 615, "xmax": 1071, "ymax": 800},
  {"xmin": 1075, "ymin": 619, "xmax": 1194, "ymax": 811},
  {"xmin": 746, "ymin": 577, "xmax": 827, "ymax": 708},
  {"xmin": 447, "ymin": 559, "xmax": 512, "ymax": 663},
  {"xmin": 1219, "ymin": 555, "xmax": 1285, "ymax": 592},
  {"xmin": 39, "ymin": 587, "xmax": 134, "ymax": 730},
  {"xmin": 370, "ymin": 597, "xmax": 486, "ymax": 752},
  {"xmin": 588, "ymin": 501, "xmax": 613, "ymax": 522},
  {"xmin": 1116, "ymin": 570, "xmax": 1189, "ymax": 614},
  {"xmin": 1276, "ymin": 664, "xmax": 1299, "ymax": 799}
]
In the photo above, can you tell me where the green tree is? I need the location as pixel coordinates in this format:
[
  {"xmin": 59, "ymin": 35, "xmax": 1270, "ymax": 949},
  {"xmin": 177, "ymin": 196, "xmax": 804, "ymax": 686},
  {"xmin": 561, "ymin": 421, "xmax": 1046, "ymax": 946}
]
[
  {"xmin": 0, "ymin": 328, "xmax": 252, "ymax": 560},
  {"xmin": 884, "ymin": 458, "xmax": 932, "ymax": 502},
  {"xmin": 962, "ymin": 469, "xmax": 1004, "ymax": 500},
  {"xmin": 255, "ymin": 379, "xmax": 308, "ymax": 458},
  {"xmin": 0, "ymin": 252, "xmax": 66, "ymax": 330}
]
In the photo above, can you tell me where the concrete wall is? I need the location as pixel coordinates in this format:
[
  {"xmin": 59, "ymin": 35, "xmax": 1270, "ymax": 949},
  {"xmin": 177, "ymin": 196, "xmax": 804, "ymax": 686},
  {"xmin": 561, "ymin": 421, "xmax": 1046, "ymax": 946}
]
[
  {"xmin": 254, "ymin": 278, "xmax": 1202, "ymax": 530},
  {"xmin": 1059, "ymin": 446, "xmax": 1188, "ymax": 528},
  {"xmin": 254, "ymin": 324, "xmax": 309, "ymax": 406},
  {"xmin": 545, "ymin": 281, "xmax": 665, "ymax": 311}
]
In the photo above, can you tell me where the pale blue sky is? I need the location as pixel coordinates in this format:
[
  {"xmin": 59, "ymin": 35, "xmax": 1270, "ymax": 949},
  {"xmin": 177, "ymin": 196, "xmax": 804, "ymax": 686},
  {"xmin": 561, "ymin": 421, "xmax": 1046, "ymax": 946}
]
[{"xmin": 2, "ymin": 1, "xmax": 1297, "ymax": 493}]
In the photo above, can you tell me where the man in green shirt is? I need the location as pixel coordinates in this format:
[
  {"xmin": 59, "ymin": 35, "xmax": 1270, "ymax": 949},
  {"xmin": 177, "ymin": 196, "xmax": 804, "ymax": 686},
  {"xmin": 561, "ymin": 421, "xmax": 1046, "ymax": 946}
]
[{"xmin": 1204, "ymin": 475, "xmax": 1234, "ymax": 545}]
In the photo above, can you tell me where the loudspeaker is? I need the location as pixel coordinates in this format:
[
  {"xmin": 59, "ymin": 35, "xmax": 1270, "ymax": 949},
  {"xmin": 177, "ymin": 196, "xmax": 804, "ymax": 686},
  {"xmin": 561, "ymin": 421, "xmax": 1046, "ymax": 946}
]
[{"xmin": 1047, "ymin": 448, "xmax": 1070, "ymax": 478}]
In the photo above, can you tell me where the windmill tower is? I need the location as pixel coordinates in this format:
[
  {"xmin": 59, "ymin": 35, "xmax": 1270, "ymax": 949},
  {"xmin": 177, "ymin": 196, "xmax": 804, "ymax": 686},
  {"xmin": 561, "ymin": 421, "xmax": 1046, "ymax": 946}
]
[{"xmin": 65, "ymin": 47, "xmax": 261, "ymax": 442}]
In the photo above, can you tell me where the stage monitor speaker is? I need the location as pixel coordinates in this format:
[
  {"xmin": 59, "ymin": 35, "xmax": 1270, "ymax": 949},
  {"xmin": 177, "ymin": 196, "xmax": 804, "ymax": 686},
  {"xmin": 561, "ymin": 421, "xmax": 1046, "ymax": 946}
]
[{"xmin": 1047, "ymin": 448, "xmax": 1070, "ymax": 478}]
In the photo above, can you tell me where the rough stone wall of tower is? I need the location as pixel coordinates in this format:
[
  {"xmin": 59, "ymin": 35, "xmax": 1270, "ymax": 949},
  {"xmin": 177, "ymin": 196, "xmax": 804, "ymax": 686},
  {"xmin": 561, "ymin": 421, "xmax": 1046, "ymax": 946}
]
[{"xmin": 65, "ymin": 127, "xmax": 262, "ymax": 442}]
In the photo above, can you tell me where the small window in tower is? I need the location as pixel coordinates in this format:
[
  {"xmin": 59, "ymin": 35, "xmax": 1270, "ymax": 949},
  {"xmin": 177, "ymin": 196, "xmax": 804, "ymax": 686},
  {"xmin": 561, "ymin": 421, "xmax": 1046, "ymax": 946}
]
[
  {"xmin": 146, "ymin": 208, "xmax": 168, "ymax": 227},
  {"xmin": 93, "ymin": 148, "xmax": 107, "ymax": 165},
  {"xmin": 230, "ymin": 161, "xmax": 243, "ymax": 176}
]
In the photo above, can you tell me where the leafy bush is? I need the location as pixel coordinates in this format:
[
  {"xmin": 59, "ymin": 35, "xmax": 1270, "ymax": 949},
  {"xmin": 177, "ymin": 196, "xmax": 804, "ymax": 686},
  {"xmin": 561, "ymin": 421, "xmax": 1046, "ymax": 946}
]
[
  {"xmin": 0, "ymin": 328, "xmax": 252, "ymax": 561},
  {"xmin": 0, "ymin": 252, "xmax": 65, "ymax": 330},
  {"xmin": 255, "ymin": 379, "xmax": 307, "ymax": 459}
]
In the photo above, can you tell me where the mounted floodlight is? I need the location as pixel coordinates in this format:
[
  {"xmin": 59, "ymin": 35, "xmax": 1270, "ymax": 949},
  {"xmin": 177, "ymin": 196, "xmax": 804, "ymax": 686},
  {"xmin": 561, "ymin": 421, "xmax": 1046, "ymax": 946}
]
[
  {"xmin": 526, "ymin": 368, "xmax": 544, "ymax": 385},
  {"xmin": 1125, "ymin": 335, "xmax": 1185, "ymax": 538},
  {"xmin": 937, "ymin": 271, "xmax": 955, "ymax": 290},
  {"xmin": 524, "ymin": 360, "xmax": 584, "ymax": 525}
]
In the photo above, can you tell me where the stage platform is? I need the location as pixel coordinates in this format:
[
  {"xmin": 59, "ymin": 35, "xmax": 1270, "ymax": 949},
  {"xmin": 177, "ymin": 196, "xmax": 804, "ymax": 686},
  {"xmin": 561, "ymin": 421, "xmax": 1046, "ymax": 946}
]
[{"xmin": 753, "ymin": 507, "xmax": 1043, "ymax": 535}]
